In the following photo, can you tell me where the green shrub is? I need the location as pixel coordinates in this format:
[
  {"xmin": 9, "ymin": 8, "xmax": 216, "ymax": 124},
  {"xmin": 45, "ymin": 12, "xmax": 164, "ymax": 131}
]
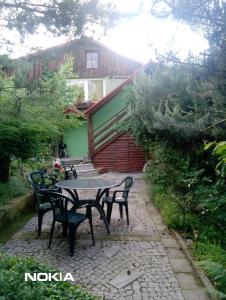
[
  {"xmin": 0, "ymin": 176, "xmax": 29, "ymax": 206},
  {"xmin": 146, "ymin": 141, "xmax": 226, "ymax": 237},
  {"xmin": 150, "ymin": 185, "xmax": 185, "ymax": 229},
  {"xmin": 146, "ymin": 141, "xmax": 206, "ymax": 200},
  {"xmin": 199, "ymin": 261, "xmax": 226, "ymax": 299},
  {"xmin": 0, "ymin": 252, "xmax": 97, "ymax": 300},
  {"xmin": 191, "ymin": 242, "xmax": 226, "ymax": 267}
]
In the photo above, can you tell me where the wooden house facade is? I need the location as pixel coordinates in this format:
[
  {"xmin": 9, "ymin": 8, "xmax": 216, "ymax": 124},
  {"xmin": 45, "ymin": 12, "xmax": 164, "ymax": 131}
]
[
  {"xmin": 25, "ymin": 37, "xmax": 142, "ymax": 103},
  {"xmin": 22, "ymin": 37, "xmax": 146, "ymax": 172}
]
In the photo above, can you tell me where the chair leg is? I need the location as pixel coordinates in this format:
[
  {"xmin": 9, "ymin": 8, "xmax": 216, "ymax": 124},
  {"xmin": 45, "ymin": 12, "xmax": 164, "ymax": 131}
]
[
  {"xmin": 62, "ymin": 222, "xmax": 68, "ymax": 237},
  {"xmin": 48, "ymin": 220, "xmax": 55, "ymax": 248},
  {"xmin": 38, "ymin": 211, "xmax": 44, "ymax": 237},
  {"xmin": 69, "ymin": 224, "xmax": 76, "ymax": 256},
  {"xmin": 119, "ymin": 204, "xmax": 123, "ymax": 219},
  {"xmin": 100, "ymin": 201, "xmax": 104, "ymax": 220},
  {"xmin": 96, "ymin": 203, "xmax": 110, "ymax": 234},
  {"xmin": 87, "ymin": 206, "xmax": 95, "ymax": 246},
  {"xmin": 106, "ymin": 203, "xmax": 113, "ymax": 225},
  {"xmin": 124, "ymin": 202, "xmax": 129, "ymax": 226},
  {"xmin": 65, "ymin": 171, "xmax": 69, "ymax": 180}
]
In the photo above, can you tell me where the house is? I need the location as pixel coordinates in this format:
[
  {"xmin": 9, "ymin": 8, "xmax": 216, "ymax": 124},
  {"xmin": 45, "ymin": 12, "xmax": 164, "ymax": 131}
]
[
  {"xmin": 25, "ymin": 37, "xmax": 142, "ymax": 104},
  {"xmin": 24, "ymin": 37, "xmax": 146, "ymax": 172}
]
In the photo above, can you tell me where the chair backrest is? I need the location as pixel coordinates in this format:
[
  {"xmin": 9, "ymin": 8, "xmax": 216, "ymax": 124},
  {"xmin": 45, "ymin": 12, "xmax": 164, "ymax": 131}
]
[
  {"xmin": 28, "ymin": 171, "xmax": 57, "ymax": 190},
  {"xmin": 28, "ymin": 171, "xmax": 58, "ymax": 204},
  {"xmin": 117, "ymin": 176, "xmax": 134, "ymax": 200},
  {"xmin": 28, "ymin": 171, "xmax": 46, "ymax": 191},
  {"xmin": 43, "ymin": 191, "xmax": 73, "ymax": 221},
  {"xmin": 61, "ymin": 161, "xmax": 77, "ymax": 180}
]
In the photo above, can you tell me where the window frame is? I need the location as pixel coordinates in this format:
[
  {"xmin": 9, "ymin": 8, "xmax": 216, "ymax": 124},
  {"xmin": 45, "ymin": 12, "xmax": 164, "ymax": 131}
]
[{"xmin": 86, "ymin": 51, "xmax": 99, "ymax": 69}]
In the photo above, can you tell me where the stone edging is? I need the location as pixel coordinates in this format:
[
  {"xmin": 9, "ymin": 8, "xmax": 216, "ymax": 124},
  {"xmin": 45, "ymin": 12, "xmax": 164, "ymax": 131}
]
[
  {"xmin": 171, "ymin": 229, "xmax": 216, "ymax": 300},
  {"xmin": 0, "ymin": 192, "xmax": 35, "ymax": 230}
]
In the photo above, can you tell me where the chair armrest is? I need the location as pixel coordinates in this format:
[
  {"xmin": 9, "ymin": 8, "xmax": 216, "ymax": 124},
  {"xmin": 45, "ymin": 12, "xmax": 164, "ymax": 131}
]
[
  {"xmin": 112, "ymin": 189, "xmax": 125, "ymax": 199},
  {"xmin": 44, "ymin": 173, "xmax": 58, "ymax": 187},
  {"xmin": 112, "ymin": 187, "xmax": 131, "ymax": 199},
  {"xmin": 65, "ymin": 198, "xmax": 76, "ymax": 209}
]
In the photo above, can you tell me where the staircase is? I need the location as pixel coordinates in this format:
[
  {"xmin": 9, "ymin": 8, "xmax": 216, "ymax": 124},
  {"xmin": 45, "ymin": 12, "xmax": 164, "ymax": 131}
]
[
  {"xmin": 90, "ymin": 108, "xmax": 127, "ymax": 157},
  {"xmin": 89, "ymin": 108, "xmax": 146, "ymax": 172},
  {"xmin": 60, "ymin": 158, "xmax": 98, "ymax": 177}
]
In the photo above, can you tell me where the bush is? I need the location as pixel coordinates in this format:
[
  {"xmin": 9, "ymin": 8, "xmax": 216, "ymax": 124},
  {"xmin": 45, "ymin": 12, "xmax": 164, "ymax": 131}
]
[
  {"xmin": 151, "ymin": 186, "xmax": 184, "ymax": 229},
  {"xmin": 0, "ymin": 252, "xmax": 97, "ymax": 300},
  {"xmin": 192, "ymin": 242, "xmax": 226, "ymax": 267},
  {"xmin": 147, "ymin": 141, "xmax": 206, "ymax": 195},
  {"xmin": 199, "ymin": 261, "xmax": 226, "ymax": 299},
  {"xmin": 0, "ymin": 176, "xmax": 29, "ymax": 206}
]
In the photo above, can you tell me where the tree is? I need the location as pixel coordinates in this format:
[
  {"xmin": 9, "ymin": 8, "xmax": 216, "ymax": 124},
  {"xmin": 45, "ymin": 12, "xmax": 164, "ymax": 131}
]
[
  {"xmin": 0, "ymin": 59, "xmax": 80, "ymax": 182},
  {"xmin": 0, "ymin": 0, "xmax": 120, "ymax": 46},
  {"xmin": 125, "ymin": 66, "xmax": 226, "ymax": 148},
  {"xmin": 150, "ymin": 1, "xmax": 226, "ymax": 77}
]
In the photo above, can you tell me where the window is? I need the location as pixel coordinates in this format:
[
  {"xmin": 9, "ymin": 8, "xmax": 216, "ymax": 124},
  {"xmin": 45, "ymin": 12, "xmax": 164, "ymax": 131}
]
[
  {"xmin": 86, "ymin": 52, "xmax": 98, "ymax": 69},
  {"xmin": 88, "ymin": 80, "xmax": 103, "ymax": 101},
  {"xmin": 67, "ymin": 79, "xmax": 104, "ymax": 102}
]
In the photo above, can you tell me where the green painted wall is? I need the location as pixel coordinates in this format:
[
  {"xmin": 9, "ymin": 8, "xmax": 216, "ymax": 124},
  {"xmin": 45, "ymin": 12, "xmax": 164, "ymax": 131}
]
[
  {"xmin": 63, "ymin": 88, "xmax": 128, "ymax": 157},
  {"xmin": 63, "ymin": 121, "xmax": 88, "ymax": 157},
  {"xmin": 92, "ymin": 89, "xmax": 127, "ymax": 129}
]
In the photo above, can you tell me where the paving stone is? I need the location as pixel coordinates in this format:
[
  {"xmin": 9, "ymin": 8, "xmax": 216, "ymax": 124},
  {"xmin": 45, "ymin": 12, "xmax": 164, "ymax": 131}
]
[
  {"xmin": 176, "ymin": 273, "xmax": 203, "ymax": 289},
  {"xmin": 109, "ymin": 270, "xmax": 143, "ymax": 289},
  {"xmin": 162, "ymin": 238, "xmax": 180, "ymax": 248},
  {"xmin": 132, "ymin": 281, "xmax": 142, "ymax": 300},
  {"xmin": 170, "ymin": 259, "xmax": 193, "ymax": 273},
  {"xmin": 104, "ymin": 245, "xmax": 121, "ymax": 258},
  {"xmin": 166, "ymin": 247, "xmax": 186, "ymax": 259},
  {"xmin": 183, "ymin": 290, "xmax": 209, "ymax": 300}
]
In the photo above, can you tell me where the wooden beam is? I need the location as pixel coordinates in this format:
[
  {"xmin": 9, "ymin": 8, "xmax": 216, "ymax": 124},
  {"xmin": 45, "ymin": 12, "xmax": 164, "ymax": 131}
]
[{"xmin": 87, "ymin": 114, "xmax": 93, "ymax": 158}]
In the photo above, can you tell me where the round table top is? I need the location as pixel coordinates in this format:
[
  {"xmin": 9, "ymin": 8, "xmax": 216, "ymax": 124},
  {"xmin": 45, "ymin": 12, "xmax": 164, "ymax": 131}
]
[{"xmin": 55, "ymin": 178, "xmax": 119, "ymax": 190}]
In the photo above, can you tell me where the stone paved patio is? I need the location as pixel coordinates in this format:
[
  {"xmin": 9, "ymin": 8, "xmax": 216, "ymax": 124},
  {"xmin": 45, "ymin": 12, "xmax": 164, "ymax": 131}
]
[{"xmin": 2, "ymin": 173, "xmax": 209, "ymax": 300}]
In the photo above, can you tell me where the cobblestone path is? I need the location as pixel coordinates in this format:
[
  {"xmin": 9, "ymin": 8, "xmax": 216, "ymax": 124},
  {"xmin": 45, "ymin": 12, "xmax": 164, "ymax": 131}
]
[{"xmin": 3, "ymin": 173, "xmax": 209, "ymax": 300}]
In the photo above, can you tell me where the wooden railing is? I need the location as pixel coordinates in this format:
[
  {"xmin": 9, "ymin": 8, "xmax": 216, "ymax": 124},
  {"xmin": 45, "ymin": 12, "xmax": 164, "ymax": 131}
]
[{"xmin": 90, "ymin": 108, "xmax": 127, "ymax": 156}]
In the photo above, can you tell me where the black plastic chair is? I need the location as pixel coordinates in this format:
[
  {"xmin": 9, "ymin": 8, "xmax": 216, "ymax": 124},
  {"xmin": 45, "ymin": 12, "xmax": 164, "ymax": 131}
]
[
  {"xmin": 101, "ymin": 176, "xmax": 134, "ymax": 225},
  {"xmin": 28, "ymin": 171, "xmax": 59, "ymax": 236},
  {"xmin": 45, "ymin": 191, "xmax": 94, "ymax": 256},
  {"xmin": 61, "ymin": 161, "xmax": 77, "ymax": 180}
]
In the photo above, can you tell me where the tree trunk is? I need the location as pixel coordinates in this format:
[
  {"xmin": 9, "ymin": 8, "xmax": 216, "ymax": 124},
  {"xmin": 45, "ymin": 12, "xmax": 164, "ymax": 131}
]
[{"xmin": 0, "ymin": 154, "xmax": 10, "ymax": 183}]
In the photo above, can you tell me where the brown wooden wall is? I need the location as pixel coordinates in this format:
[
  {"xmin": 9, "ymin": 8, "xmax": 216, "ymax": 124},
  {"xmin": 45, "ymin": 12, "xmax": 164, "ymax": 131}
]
[
  {"xmin": 26, "ymin": 38, "xmax": 141, "ymax": 81},
  {"xmin": 92, "ymin": 133, "xmax": 146, "ymax": 172}
]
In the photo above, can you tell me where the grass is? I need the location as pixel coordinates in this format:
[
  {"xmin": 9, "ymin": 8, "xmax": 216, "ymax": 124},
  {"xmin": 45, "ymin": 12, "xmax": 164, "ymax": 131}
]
[
  {"xmin": 0, "ymin": 212, "xmax": 34, "ymax": 244},
  {"xmin": 149, "ymin": 184, "xmax": 184, "ymax": 229},
  {"xmin": 191, "ymin": 241, "xmax": 226, "ymax": 267},
  {"xmin": 0, "ymin": 176, "xmax": 29, "ymax": 206}
]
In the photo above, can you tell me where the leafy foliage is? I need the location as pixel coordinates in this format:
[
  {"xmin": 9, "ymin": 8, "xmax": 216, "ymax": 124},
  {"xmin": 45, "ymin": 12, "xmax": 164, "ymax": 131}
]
[
  {"xmin": 126, "ymin": 67, "xmax": 226, "ymax": 144},
  {"xmin": 0, "ymin": 0, "xmax": 120, "ymax": 44},
  {"xmin": 192, "ymin": 243, "xmax": 226, "ymax": 266},
  {"xmin": 200, "ymin": 261, "xmax": 226, "ymax": 299},
  {"xmin": 0, "ymin": 176, "xmax": 29, "ymax": 206},
  {"xmin": 0, "ymin": 252, "xmax": 97, "ymax": 300},
  {"xmin": 205, "ymin": 141, "xmax": 226, "ymax": 175},
  {"xmin": 0, "ymin": 58, "xmax": 80, "ymax": 182}
]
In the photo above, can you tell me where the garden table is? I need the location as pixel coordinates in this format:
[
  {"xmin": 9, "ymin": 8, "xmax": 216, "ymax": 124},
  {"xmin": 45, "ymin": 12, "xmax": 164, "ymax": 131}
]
[{"xmin": 55, "ymin": 178, "xmax": 119, "ymax": 234}]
